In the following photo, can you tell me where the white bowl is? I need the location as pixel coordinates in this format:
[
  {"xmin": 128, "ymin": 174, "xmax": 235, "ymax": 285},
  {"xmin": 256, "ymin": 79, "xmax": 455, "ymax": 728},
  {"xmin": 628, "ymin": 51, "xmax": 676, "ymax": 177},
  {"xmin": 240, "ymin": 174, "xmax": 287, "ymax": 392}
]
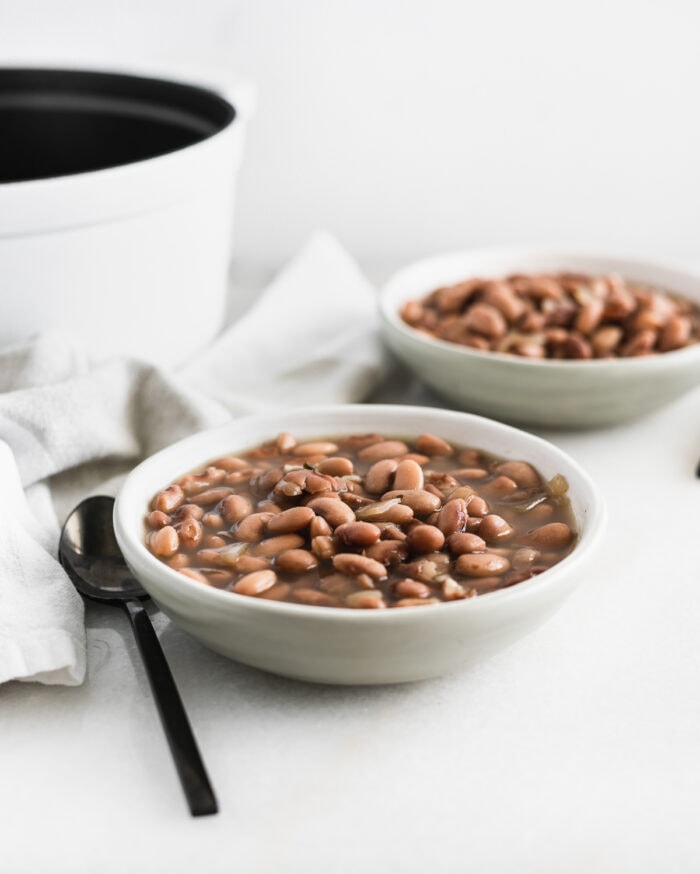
[
  {"xmin": 114, "ymin": 404, "xmax": 606, "ymax": 685},
  {"xmin": 379, "ymin": 249, "xmax": 700, "ymax": 428}
]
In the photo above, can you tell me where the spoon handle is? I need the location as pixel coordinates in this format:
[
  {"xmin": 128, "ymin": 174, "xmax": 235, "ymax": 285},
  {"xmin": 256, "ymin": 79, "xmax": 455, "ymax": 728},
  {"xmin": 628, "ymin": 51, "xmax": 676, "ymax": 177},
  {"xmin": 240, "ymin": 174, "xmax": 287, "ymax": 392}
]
[{"xmin": 124, "ymin": 600, "xmax": 218, "ymax": 816}]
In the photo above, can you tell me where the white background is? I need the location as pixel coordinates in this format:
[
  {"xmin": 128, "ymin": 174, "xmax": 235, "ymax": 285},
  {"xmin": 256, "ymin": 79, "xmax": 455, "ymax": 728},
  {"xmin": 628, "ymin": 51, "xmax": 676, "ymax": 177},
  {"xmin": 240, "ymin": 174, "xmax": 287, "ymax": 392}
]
[
  {"xmin": 3, "ymin": 6, "xmax": 700, "ymax": 874},
  {"xmin": 1, "ymin": 0, "xmax": 699, "ymax": 268}
]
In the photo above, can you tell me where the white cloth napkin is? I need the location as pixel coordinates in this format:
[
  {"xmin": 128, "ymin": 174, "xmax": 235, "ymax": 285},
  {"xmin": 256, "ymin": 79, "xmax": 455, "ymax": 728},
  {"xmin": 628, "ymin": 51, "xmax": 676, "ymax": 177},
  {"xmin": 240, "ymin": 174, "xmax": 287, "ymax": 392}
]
[{"xmin": 0, "ymin": 232, "xmax": 384, "ymax": 686}]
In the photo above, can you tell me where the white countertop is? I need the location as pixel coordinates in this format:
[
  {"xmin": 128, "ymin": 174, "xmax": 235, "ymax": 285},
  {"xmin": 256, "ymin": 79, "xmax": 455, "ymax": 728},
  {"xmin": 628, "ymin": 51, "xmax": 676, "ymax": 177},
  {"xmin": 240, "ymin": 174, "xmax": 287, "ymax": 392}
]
[{"xmin": 2, "ymin": 274, "xmax": 700, "ymax": 874}]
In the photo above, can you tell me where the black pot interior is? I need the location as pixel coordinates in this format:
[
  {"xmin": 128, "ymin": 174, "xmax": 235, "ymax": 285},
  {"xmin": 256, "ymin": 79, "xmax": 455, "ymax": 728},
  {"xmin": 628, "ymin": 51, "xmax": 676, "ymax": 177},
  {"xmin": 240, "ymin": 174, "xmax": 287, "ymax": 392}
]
[{"xmin": 0, "ymin": 68, "xmax": 235, "ymax": 183}]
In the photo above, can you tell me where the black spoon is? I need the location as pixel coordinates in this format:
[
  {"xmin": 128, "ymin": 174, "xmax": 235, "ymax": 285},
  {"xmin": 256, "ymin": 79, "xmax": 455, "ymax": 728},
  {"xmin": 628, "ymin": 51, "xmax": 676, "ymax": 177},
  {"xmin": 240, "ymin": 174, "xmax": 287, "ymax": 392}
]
[{"xmin": 59, "ymin": 495, "xmax": 218, "ymax": 817}]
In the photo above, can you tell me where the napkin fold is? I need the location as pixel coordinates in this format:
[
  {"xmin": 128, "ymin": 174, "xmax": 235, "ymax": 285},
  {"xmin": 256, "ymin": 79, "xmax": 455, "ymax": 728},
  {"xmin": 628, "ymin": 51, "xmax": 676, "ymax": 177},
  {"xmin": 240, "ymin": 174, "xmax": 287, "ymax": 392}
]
[{"xmin": 0, "ymin": 232, "xmax": 384, "ymax": 686}]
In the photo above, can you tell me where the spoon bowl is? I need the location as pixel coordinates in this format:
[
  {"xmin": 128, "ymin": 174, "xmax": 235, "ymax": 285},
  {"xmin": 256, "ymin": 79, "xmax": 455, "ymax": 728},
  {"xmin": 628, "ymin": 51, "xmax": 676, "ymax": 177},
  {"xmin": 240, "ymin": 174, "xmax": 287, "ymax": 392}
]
[
  {"xmin": 59, "ymin": 495, "xmax": 217, "ymax": 816},
  {"xmin": 59, "ymin": 495, "xmax": 146, "ymax": 602}
]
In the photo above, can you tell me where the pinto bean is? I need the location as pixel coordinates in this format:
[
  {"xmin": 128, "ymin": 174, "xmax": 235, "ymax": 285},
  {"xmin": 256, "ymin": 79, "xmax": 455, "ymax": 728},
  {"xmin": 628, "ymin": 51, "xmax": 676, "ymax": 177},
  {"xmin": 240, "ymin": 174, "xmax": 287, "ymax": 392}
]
[
  {"xmin": 332, "ymin": 553, "xmax": 388, "ymax": 580},
  {"xmin": 436, "ymin": 498, "xmax": 468, "ymax": 536},
  {"xmin": 456, "ymin": 552, "xmax": 511, "ymax": 577},
  {"xmin": 364, "ymin": 539, "xmax": 410, "ymax": 566},
  {"xmin": 152, "ymin": 485, "xmax": 184, "ymax": 513},
  {"xmin": 447, "ymin": 532, "xmax": 486, "ymax": 555},
  {"xmin": 525, "ymin": 522, "xmax": 574, "ymax": 548},
  {"xmin": 393, "ymin": 459, "xmax": 425, "ymax": 490},
  {"xmin": 235, "ymin": 512, "xmax": 276, "ymax": 542},
  {"xmin": 293, "ymin": 441, "xmax": 339, "ymax": 456},
  {"xmin": 148, "ymin": 525, "xmax": 179, "ymax": 557},
  {"xmin": 364, "ymin": 459, "xmax": 399, "ymax": 494},
  {"xmin": 233, "ymin": 570, "xmax": 278, "ymax": 596},
  {"xmin": 358, "ymin": 440, "xmax": 410, "ymax": 462},
  {"xmin": 382, "ymin": 489, "xmax": 442, "ymax": 516},
  {"xmin": 220, "ymin": 494, "xmax": 253, "ymax": 524},
  {"xmin": 478, "ymin": 514, "xmax": 514, "ymax": 541},
  {"xmin": 253, "ymin": 534, "xmax": 305, "ymax": 557},
  {"xmin": 345, "ymin": 590, "xmax": 387, "ymax": 609},
  {"xmin": 406, "ymin": 524, "xmax": 446, "ymax": 554},
  {"xmin": 276, "ymin": 549, "xmax": 318, "ymax": 574},
  {"xmin": 316, "ymin": 456, "xmax": 354, "ymax": 476},
  {"xmin": 265, "ymin": 506, "xmax": 315, "ymax": 534},
  {"xmin": 334, "ymin": 520, "xmax": 382, "ymax": 548},
  {"xmin": 307, "ymin": 496, "xmax": 356, "ymax": 528}
]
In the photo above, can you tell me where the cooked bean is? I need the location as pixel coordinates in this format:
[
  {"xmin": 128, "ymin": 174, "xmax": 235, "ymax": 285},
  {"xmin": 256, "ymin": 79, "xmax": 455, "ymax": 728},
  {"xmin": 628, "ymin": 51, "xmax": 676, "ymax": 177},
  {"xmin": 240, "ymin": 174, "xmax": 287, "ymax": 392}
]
[
  {"xmin": 201, "ymin": 534, "xmax": 228, "ymax": 549},
  {"xmin": 364, "ymin": 539, "xmax": 410, "ymax": 566},
  {"xmin": 307, "ymin": 533, "xmax": 334, "ymax": 560},
  {"xmin": 345, "ymin": 590, "xmax": 387, "ymax": 609},
  {"xmin": 202, "ymin": 512, "xmax": 224, "ymax": 530},
  {"xmin": 148, "ymin": 525, "xmax": 179, "ymax": 557},
  {"xmin": 467, "ymin": 496, "xmax": 489, "ymax": 516},
  {"xmin": 495, "ymin": 461, "xmax": 541, "ymax": 489},
  {"xmin": 152, "ymin": 485, "xmax": 184, "ymax": 513},
  {"xmin": 406, "ymin": 524, "xmax": 446, "ymax": 554},
  {"xmin": 176, "ymin": 517, "xmax": 203, "ymax": 550},
  {"xmin": 276, "ymin": 549, "xmax": 318, "ymax": 574},
  {"xmin": 525, "ymin": 522, "xmax": 574, "ymax": 548},
  {"xmin": 316, "ymin": 456, "xmax": 354, "ymax": 476},
  {"xmin": 364, "ymin": 459, "xmax": 399, "ymax": 494},
  {"xmin": 358, "ymin": 440, "xmax": 410, "ymax": 461},
  {"xmin": 332, "ymin": 553, "xmax": 388, "ymax": 580},
  {"xmin": 416, "ymin": 434, "xmax": 454, "ymax": 458},
  {"xmin": 441, "ymin": 576, "xmax": 468, "ymax": 600},
  {"xmin": 383, "ymin": 489, "xmax": 442, "ymax": 516},
  {"xmin": 235, "ymin": 512, "xmax": 275, "ymax": 542},
  {"xmin": 512, "ymin": 547, "xmax": 540, "ymax": 570},
  {"xmin": 253, "ymin": 534, "xmax": 305, "ymax": 557},
  {"xmin": 290, "ymin": 588, "xmax": 339, "ymax": 607},
  {"xmin": 309, "ymin": 515, "xmax": 332, "ymax": 538},
  {"xmin": 175, "ymin": 503, "xmax": 204, "ymax": 520},
  {"xmin": 266, "ymin": 506, "xmax": 315, "ymax": 534},
  {"xmin": 148, "ymin": 510, "xmax": 171, "ymax": 528},
  {"xmin": 393, "ymin": 459, "xmax": 425, "ymax": 490},
  {"xmin": 394, "ymin": 597, "xmax": 440, "ymax": 607},
  {"xmin": 393, "ymin": 579, "xmax": 432, "ymax": 599},
  {"xmin": 447, "ymin": 532, "xmax": 486, "ymax": 555},
  {"xmin": 436, "ymin": 498, "xmax": 468, "ymax": 536},
  {"xmin": 233, "ymin": 569, "xmax": 278, "ymax": 596},
  {"xmin": 334, "ymin": 520, "xmax": 382, "ymax": 548},
  {"xmin": 456, "ymin": 553, "xmax": 511, "ymax": 577},
  {"xmin": 478, "ymin": 514, "xmax": 514, "ymax": 541},
  {"xmin": 276, "ymin": 432, "xmax": 296, "ymax": 453},
  {"xmin": 189, "ymin": 486, "xmax": 235, "ymax": 506},
  {"xmin": 307, "ymin": 496, "xmax": 356, "ymax": 528},
  {"xmin": 305, "ymin": 472, "xmax": 338, "ymax": 494},
  {"xmin": 234, "ymin": 555, "xmax": 272, "ymax": 573},
  {"xmin": 201, "ymin": 568, "xmax": 233, "ymax": 587},
  {"xmin": 293, "ymin": 441, "xmax": 338, "ymax": 456},
  {"xmin": 179, "ymin": 568, "xmax": 209, "ymax": 584},
  {"xmin": 259, "ymin": 583, "xmax": 292, "ymax": 601},
  {"xmin": 221, "ymin": 494, "xmax": 253, "ymax": 524}
]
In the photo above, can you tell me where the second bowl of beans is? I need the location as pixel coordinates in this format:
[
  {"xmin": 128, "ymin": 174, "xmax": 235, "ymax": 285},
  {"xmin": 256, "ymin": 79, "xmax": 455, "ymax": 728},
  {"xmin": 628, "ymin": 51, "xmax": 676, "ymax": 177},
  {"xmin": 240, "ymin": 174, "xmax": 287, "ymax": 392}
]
[
  {"xmin": 380, "ymin": 249, "xmax": 700, "ymax": 427},
  {"xmin": 114, "ymin": 405, "xmax": 606, "ymax": 684}
]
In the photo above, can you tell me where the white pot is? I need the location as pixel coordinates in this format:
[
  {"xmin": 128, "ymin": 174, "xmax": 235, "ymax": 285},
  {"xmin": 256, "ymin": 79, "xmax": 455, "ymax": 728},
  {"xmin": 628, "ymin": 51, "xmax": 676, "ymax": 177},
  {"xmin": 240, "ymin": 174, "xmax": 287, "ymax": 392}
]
[{"xmin": 0, "ymin": 67, "xmax": 254, "ymax": 367}]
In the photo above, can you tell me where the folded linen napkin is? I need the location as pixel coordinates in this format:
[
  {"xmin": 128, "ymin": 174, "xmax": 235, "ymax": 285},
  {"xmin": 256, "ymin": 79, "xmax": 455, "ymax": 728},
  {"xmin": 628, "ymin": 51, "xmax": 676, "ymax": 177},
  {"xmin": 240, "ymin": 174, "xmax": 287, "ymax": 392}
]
[{"xmin": 0, "ymin": 232, "xmax": 384, "ymax": 686}]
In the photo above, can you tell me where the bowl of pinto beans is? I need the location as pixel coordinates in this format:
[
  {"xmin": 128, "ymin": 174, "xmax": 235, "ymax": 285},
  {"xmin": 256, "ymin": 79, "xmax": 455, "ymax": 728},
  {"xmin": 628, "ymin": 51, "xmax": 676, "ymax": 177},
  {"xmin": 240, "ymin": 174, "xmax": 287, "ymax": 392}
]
[
  {"xmin": 379, "ymin": 249, "xmax": 700, "ymax": 427},
  {"xmin": 114, "ymin": 404, "xmax": 606, "ymax": 685}
]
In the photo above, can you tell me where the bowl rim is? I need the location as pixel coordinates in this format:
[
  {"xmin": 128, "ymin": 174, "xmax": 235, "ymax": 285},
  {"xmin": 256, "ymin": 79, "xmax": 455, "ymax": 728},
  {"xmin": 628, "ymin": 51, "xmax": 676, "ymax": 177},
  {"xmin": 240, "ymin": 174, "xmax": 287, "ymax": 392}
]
[
  {"xmin": 114, "ymin": 403, "xmax": 607, "ymax": 623},
  {"xmin": 379, "ymin": 246, "xmax": 700, "ymax": 370}
]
